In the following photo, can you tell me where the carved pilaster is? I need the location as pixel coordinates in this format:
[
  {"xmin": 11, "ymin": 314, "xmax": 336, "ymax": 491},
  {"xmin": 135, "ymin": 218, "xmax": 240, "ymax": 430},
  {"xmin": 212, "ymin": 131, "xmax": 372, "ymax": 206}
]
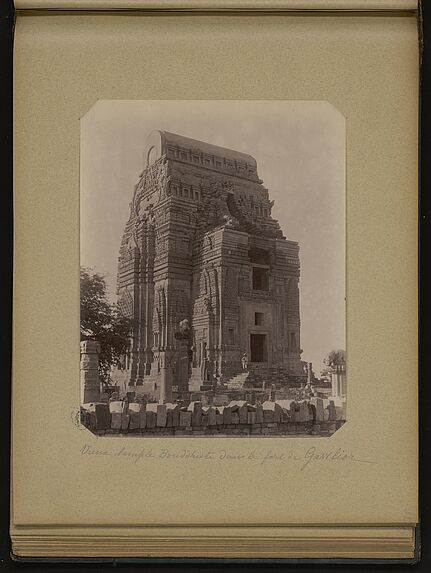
[{"xmin": 80, "ymin": 340, "xmax": 101, "ymax": 404}]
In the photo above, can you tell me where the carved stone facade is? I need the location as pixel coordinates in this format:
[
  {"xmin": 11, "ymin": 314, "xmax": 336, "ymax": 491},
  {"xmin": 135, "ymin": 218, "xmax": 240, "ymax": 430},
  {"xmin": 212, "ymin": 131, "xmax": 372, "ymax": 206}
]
[{"xmin": 116, "ymin": 131, "xmax": 303, "ymax": 400}]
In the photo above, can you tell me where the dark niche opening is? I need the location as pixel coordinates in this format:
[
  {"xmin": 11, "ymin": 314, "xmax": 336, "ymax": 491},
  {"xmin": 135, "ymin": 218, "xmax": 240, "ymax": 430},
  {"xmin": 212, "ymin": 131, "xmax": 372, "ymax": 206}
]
[
  {"xmin": 250, "ymin": 333, "xmax": 267, "ymax": 362},
  {"xmin": 249, "ymin": 247, "xmax": 271, "ymax": 265},
  {"xmin": 252, "ymin": 267, "xmax": 269, "ymax": 291}
]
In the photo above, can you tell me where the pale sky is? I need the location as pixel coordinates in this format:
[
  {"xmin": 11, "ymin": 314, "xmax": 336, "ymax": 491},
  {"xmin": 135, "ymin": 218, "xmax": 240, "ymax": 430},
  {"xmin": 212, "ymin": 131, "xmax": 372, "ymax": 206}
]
[{"xmin": 81, "ymin": 100, "xmax": 345, "ymax": 372}]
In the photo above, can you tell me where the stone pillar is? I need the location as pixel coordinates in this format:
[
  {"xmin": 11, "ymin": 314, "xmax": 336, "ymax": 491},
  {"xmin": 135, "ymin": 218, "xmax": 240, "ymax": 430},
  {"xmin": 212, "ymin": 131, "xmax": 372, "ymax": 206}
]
[
  {"xmin": 174, "ymin": 323, "xmax": 192, "ymax": 392},
  {"xmin": 307, "ymin": 362, "xmax": 312, "ymax": 386},
  {"xmin": 331, "ymin": 364, "xmax": 346, "ymax": 399},
  {"xmin": 80, "ymin": 340, "xmax": 101, "ymax": 404},
  {"xmin": 159, "ymin": 351, "xmax": 173, "ymax": 403}
]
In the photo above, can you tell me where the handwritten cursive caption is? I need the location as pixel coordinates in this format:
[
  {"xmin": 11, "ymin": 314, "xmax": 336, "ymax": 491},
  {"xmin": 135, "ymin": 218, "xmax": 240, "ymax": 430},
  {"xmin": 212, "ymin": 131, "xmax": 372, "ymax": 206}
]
[{"xmin": 79, "ymin": 444, "xmax": 377, "ymax": 471}]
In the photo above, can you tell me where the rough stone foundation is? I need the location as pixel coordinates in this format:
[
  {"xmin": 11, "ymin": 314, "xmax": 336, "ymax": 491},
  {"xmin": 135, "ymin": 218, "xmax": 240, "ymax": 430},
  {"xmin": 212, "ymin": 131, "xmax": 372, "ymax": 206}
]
[{"xmin": 81, "ymin": 398, "xmax": 345, "ymax": 437}]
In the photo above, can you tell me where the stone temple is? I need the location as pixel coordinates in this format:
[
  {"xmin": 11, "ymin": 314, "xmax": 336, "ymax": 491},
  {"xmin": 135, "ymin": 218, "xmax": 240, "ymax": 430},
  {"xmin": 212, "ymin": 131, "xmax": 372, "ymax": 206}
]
[{"xmin": 115, "ymin": 131, "xmax": 304, "ymax": 402}]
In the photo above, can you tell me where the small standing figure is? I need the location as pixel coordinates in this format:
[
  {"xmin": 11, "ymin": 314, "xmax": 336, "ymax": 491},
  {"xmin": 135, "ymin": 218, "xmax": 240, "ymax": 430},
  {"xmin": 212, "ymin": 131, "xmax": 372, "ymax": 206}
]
[{"xmin": 241, "ymin": 352, "xmax": 248, "ymax": 371}]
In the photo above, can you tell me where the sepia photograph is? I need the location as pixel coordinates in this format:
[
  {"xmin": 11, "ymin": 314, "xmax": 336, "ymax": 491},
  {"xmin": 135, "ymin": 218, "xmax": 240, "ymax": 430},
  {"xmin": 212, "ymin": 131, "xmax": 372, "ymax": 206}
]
[
  {"xmin": 9, "ymin": 3, "xmax": 421, "ymax": 560},
  {"xmin": 80, "ymin": 100, "xmax": 346, "ymax": 437}
]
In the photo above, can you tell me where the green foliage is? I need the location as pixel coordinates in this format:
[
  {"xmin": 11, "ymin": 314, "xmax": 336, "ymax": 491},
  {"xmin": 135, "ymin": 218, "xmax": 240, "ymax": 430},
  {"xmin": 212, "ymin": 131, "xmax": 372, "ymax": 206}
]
[{"xmin": 80, "ymin": 267, "xmax": 133, "ymax": 384}]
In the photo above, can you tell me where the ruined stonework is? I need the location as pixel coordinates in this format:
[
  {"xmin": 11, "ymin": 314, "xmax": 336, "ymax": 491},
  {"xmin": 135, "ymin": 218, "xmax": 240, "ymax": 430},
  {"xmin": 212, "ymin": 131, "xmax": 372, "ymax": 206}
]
[
  {"xmin": 80, "ymin": 340, "xmax": 101, "ymax": 404},
  {"xmin": 116, "ymin": 131, "xmax": 303, "ymax": 400}
]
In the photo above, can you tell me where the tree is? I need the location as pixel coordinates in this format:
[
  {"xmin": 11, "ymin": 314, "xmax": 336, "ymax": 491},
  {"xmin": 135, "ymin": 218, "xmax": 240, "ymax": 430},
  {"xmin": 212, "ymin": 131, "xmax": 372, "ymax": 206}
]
[
  {"xmin": 80, "ymin": 267, "xmax": 133, "ymax": 385},
  {"xmin": 325, "ymin": 349, "xmax": 346, "ymax": 367}
]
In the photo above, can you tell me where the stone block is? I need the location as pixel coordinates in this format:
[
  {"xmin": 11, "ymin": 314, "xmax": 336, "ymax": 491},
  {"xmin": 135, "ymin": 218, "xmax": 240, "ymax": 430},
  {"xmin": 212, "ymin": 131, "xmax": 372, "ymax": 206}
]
[
  {"xmin": 238, "ymin": 402, "xmax": 248, "ymax": 424},
  {"xmin": 166, "ymin": 410, "xmax": 173, "ymax": 427},
  {"xmin": 191, "ymin": 402, "xmax": 202, "ymax": 426},
  {"xmin": 111, "ymin": 412, "xmax": 122, "ymax": 430},
  {"xmin": 223, "ymin": 406, "xmax": 232, "ymax": 424},
  {"xmin": 94, "ymin": 403, "xmax": 110, "ymax": 430},
  {"xmin": 121, "ymin": 412, "xmax": 130, "ymax": 430},
  {"xmin": 208, "ymin": 407, "xmax": 217, "ymax": 426},
  {"xmin": 262, "ymin": 401, "xmax": 283, "ymax": 423},
  {"xmin": 335, "ymin": 406, "xmax": 344, "ymax": 420},
  {"xmin": 328, "ymin": 421, "xmax": 337, "ymax": 433},
  {"xmin": 156, "ymin": 404, "xmax": 167, "ymax": 427},
  {"xmin": 109, "ymin": 401, "xmax": 124, "ymax": 414},
  {"xmin": 328, "ymin": 401, "xmax": 337, "ymax": 421},
  {"xmin": 255, "ymin": 404, "xmax": 263, "ymax": 423},
  {"xmin": 171, "ymin": 405, "xmax": 180, "ymax": 426},
  {"xmin": 313, "ymin": 398, "xmax": 325, "ymax": 422},
  {"xmin": 289, "ymin": 402, "xmax": 299, "ymax": 422},
  {"xmin": 129, "ymin": 411, "xmax": 140, "ymax": 430},
  {"xmin": 263, "ymin": 409, "xmax": 274, "ymax": 423},
  {"xmin": 146, "ymin": 410, "xmax": 156, "ymax": 428},
  {"xmin": 180, "ymin": 411, "xmax": 192, "ymax": 427},
  {"xmin": 308, "ymin": 403, "xmax": 316, "ymax": 421},
  {"xmin": 298, "ymin": 402, "xmax": 309, "ymax": 422},
  {"xmin": 273, "ymin": 403, "xmax": 282, "ymax": 423},
  {"xmin": 80, "ymin": 409, "xmax": 91, "ymax": 428},
  {"xmin": 88, "ymin": 411, "xmax": 96, "ymax": 430},
  {"xmin": 229, "ymin": 400, "xmax": 247, "ymax": 413}
]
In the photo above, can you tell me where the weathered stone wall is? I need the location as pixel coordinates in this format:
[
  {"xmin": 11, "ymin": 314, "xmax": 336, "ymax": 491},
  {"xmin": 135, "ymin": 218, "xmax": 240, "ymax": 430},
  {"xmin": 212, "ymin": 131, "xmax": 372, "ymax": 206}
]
[{"xmin": 81, "ymin": 398, "xmax": 345, "ymax": 437}]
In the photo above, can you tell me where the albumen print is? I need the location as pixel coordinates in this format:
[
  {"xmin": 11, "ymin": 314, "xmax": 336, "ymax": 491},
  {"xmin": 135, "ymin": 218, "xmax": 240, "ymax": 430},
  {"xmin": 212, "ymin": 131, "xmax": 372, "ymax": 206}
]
[{"xmin": 80, "ymin": 100, "xmax": 346, "ymax": 437}]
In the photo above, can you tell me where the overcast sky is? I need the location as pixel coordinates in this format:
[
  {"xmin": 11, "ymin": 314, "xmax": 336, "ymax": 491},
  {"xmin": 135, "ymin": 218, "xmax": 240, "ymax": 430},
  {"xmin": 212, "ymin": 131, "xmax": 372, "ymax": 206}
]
[{"xmin": 81, "ymin": 100, "xmax": 345, "ymax": 372}]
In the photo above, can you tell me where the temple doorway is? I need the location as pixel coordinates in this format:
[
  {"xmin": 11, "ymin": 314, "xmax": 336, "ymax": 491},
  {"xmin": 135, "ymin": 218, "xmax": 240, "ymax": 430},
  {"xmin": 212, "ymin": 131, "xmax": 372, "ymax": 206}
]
[{"xmin": 250, "ymin": 333, "xmax": 267, "ymax": 362}]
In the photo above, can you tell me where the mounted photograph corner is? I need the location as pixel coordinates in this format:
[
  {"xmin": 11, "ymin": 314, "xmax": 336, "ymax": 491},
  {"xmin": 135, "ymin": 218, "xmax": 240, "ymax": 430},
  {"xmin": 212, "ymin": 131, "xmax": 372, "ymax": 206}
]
[{"xmin": 79, "ymin": 100, "xmax": 346, "ymax": 437}]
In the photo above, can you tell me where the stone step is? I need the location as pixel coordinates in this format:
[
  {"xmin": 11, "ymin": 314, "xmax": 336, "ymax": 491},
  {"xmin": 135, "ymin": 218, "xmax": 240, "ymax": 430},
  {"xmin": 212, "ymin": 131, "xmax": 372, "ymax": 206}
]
[{"xmin": 225, "ymin": 371, "xmax": 250, "ymax": 389}]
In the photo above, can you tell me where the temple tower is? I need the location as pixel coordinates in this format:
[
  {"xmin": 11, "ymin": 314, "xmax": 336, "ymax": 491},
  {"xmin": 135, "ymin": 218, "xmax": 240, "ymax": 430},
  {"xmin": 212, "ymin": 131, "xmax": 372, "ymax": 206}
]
[{"xmin": 116, "ymin": 131, "xmax": 303, "ymax": 400}]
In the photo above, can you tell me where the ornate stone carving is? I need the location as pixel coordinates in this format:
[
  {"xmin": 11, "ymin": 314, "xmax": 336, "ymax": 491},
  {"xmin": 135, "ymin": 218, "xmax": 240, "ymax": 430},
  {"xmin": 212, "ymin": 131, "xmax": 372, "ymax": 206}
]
[
  {"xmin": 132, "ymin": 157, "xmax": 168, "ymax": 215},
  {"xmin": 116, "ymin": 132, "xmax": 303, "ymax": 397}
]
